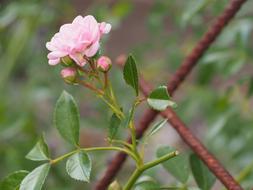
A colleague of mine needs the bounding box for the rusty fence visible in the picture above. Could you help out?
[95,0,248,190]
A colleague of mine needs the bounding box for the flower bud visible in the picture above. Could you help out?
[108,181,122,190]
[60,68,77,84]
[61,56,75,67]
[97,56,112,72]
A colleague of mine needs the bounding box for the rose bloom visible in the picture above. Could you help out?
[46,15,111,66]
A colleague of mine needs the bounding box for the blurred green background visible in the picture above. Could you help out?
[0,0,253,189]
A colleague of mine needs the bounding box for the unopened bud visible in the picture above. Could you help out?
[97,56,112,72]
[61,56,74,67]
[108,181,122,190]
[60,68,77,84]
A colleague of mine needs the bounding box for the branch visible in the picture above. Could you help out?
[95,0,247,189]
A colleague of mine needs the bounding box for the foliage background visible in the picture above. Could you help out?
[0,0,253,189]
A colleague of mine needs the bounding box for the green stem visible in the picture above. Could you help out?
[99,95,124,119]
[110,139,133,149]
[129,121,142,166]
[78,76,124,119]
[126,102,143,166]
[142,150,178,171]
[76,65,89,75]
[108,81,117,104]
[50,146,139,165]
[123,168,143,190]
[83,147,137,161]
[106,81,123,115]
[99,76,125,120]
[89,59,97,72]
[123,151,178,190]
[50,150,78,164]
[103,72,108,90]
[129,122,137,151]
[78,79,104,95]
[94,73,104,87]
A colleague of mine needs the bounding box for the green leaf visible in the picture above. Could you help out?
[26,134,50,161]
[157,146,189,183]
[108,180,122,190]
[66,151,92,182]
[146,119,168,138]
[189,154,215,190]
[20,163,50,190]
[54,90,80,146]
[0,170,29,190]
[159,187,181,190]
[147,86,177,111]
[134,176,160,190]
[123,55,139,96]
[134,181,159,190]
[108,114,121,142]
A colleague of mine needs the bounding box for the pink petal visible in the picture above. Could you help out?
[83,15,97,26]
[46,42,57,51]
[59,24,72,33]
[48,58,60,65]
[99,22,111,34]
[83,15,100,42]
[72,15,84,24]
[47,51,67,59]
[84,41,100,57]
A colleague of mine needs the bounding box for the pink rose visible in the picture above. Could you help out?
[97,56,112,72]
[46,15,111,66]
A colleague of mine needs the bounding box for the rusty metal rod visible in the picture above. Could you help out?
[95,0,247,189]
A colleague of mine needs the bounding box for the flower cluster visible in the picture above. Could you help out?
[46,15,111,66]
[0,14,180,190]
[46,15,112,85]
